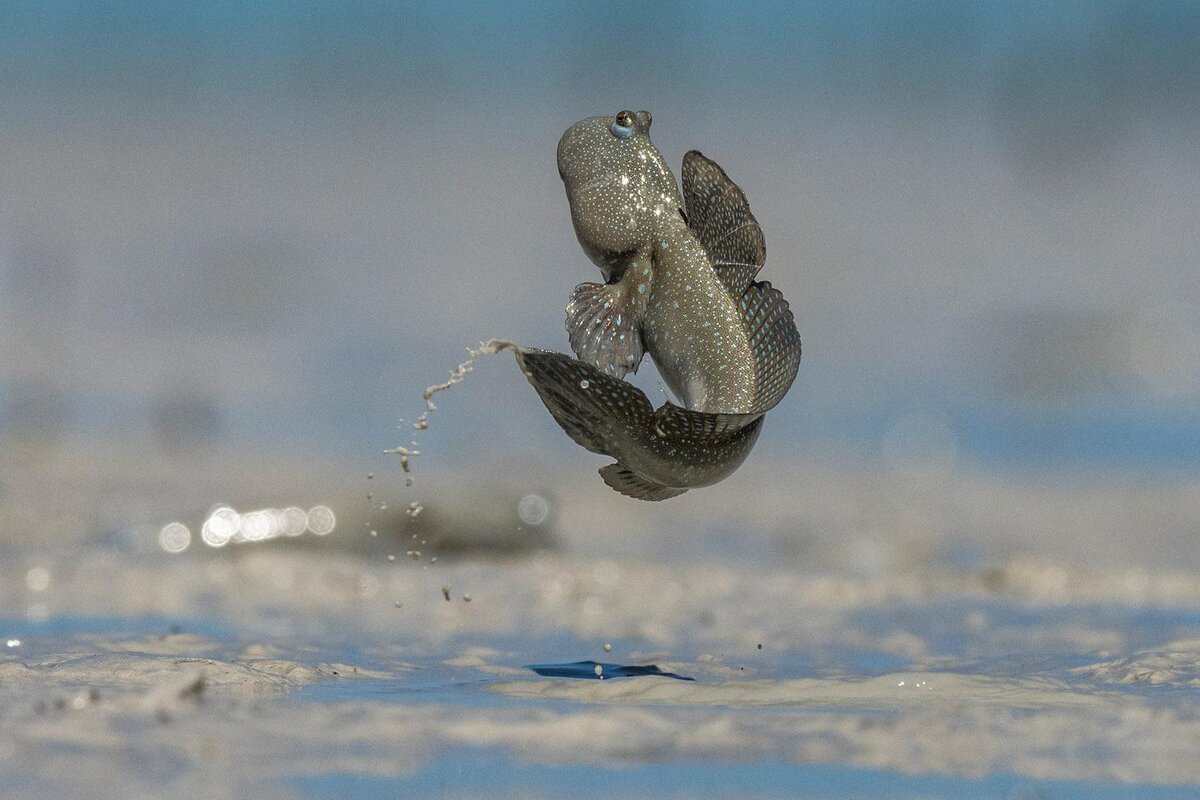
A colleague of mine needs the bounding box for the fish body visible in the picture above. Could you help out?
[555,111,680,281]
[640,231,758,412]
[521,109,801,500]
[557,112,774,413]
[515,348,763,501]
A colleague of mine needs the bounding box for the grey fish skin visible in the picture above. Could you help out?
[556,110,679,282]
[515,348,763,501]
[527,109,800,500]
[557,110,798,415]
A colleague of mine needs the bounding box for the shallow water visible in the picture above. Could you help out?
[3,489,1200,800]
[289,764,1200,800]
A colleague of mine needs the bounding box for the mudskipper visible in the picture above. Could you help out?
[515,109,801,500]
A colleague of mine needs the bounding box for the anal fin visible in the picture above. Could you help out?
[654,402,761,437]
[599,463,688,501]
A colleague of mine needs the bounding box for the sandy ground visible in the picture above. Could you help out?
[2,447,1200,798]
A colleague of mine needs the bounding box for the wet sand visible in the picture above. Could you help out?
[2,455,1200,797]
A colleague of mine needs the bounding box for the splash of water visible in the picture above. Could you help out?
[385,338,519,484]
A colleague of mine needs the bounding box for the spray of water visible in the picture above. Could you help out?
[385,338,520,484]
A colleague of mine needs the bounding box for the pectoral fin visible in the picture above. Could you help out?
[599,463,688,501]
[565,260,652,378]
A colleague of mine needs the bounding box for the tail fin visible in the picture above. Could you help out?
[515,348,655,457]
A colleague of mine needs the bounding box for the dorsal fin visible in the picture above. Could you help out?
[681,150,765,298]
[598,463,688,501]
[739,280,802,414]
[653,402,761,438]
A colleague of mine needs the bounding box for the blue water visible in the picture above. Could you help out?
[0,614,235,644]
[7,602,1199,797]
[958,406,1200,471]
[528,660,695,680]
[290,760,1200,800]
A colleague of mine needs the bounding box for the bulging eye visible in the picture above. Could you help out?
[610,110,636,139]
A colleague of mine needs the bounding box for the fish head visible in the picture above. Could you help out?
[557,110,682,279]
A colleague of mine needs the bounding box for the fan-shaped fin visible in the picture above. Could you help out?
[599,462,688,501]
[681,150,765,298]
[738,280,802,414]
[653,402,761,438]
[565,258,652,379]
[516,349,654,456]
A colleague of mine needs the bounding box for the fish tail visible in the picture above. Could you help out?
[515,348,655,458]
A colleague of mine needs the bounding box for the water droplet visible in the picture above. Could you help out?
[518,493,551,526]
[579,379,590,389]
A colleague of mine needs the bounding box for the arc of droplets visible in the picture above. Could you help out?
[385,339,519,485]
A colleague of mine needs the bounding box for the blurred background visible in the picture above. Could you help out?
[2,0,1199,556]
[5,4,1200,796]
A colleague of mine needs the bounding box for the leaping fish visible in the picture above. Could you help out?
[518,109,801,500]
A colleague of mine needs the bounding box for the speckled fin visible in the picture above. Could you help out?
[565,274,648,379]
[599,463,688,501]
[681,150,766,298]
[515,348,653,457]
[739,280,802,414]
[653,402,761,438]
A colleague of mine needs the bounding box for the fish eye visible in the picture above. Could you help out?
[610,110,636,139]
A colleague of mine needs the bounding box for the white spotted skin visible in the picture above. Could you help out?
[623,410,763,488]
[642,223,757,413]
[558,112,761,414]
[557,115,680,281]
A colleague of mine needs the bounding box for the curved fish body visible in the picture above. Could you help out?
[516,348,763,501]
[556,111,798,415]
[521,109,801,500]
